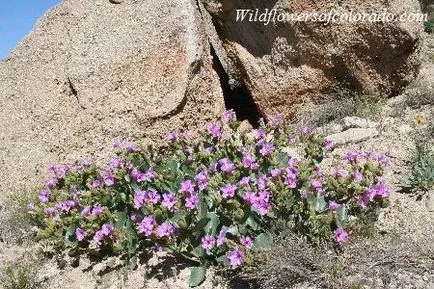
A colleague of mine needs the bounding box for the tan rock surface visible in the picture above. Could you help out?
[0,0,224,199]
[203,0,425,118]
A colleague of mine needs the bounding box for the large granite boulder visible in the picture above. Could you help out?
[202,0,424,118]
[0,0,224,197]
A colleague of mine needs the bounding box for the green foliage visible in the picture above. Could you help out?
[0,261,39,289]
[424,14,434,33]
[403,142,434,193]
[28,111,389,286]
[189,266,206,287]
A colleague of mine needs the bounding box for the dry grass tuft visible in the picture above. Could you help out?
[297,94,383,127]
[0,188,36,245]
[247,232,434,289]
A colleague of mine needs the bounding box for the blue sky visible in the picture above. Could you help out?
[0,0,61,59]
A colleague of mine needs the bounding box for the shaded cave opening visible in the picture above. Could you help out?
[210,47,262,128]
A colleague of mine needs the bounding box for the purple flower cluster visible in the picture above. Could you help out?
[195,171,209,191]
[328,201,340,211]
[334,227,348,243]
[310,178,326,196]
[324,138,333,149]
[131,168,156,183]
[74,158,92,172]
[221,235,253,267]
[259,142,274,157]
[207,123,221,139]
[217,229,227,247]
[162,192,177,211]
[179,180,199,210]
[76,227,86,242]
[270,113,284,127]
[165,129,185,142]
[157,222,177,238]
[201,235,216,251]
[284,157,300,189]
[38,189,51,203]
[242,153,258,170]
[134,190,161,209]
[113,140,139,153]
[243,190,271,215]
[138,215,155,236]
[221,184,237,199]
[219,158,236,174]
[92,224,114,246]
[357,183,390,208]
[344,150,389,165]
[221,109,235,124]
[101,171,115,186]
[32,110,391,274]
[227,247,244,267]
[55,200,77,213]
[239,235,253,249]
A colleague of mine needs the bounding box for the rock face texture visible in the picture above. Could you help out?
[0,0,224,197]
[202,0,424,118]
[0,0,429,197]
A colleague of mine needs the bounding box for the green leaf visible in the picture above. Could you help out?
[253,233,273,250]
[194,217,211,232]
[191,245,205,258]
[120,192,127,202]
[238,223,248,235]
[246,214,261,231]
[315,196,327,212]
[126,220,138,254]
[276,151,289,168]
[171,211,188,229]
[216,255,229,266]
[128,255,138,270]
[189,266,206,287]
[115,211,127,229]
[227,225,239,236]
[168,158,180,177]
[181,164,193,175]
[65,223,77,242]
[198,192,208,220]
[205,213,220,235]
[129,183,140,192]
[336,205,348,226]
[218,214,233,227]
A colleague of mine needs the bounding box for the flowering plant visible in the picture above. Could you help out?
[28,111,389,286]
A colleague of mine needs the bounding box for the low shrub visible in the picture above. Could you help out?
[27,111,390,286]
[424,14,434,33]
[0,188,36,245]
[402,141,434,194]
[0,260,39,289]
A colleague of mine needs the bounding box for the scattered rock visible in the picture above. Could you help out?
[282,147,303,160]
[397,124,413,135]
[319,122,344,135]
[37,262,61,283]
[56,254,68,269]
[425,192,434,212]
[92,262,108,276]
[341,116,378,130]
[237,120,253,135]
[327,128,379,146]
